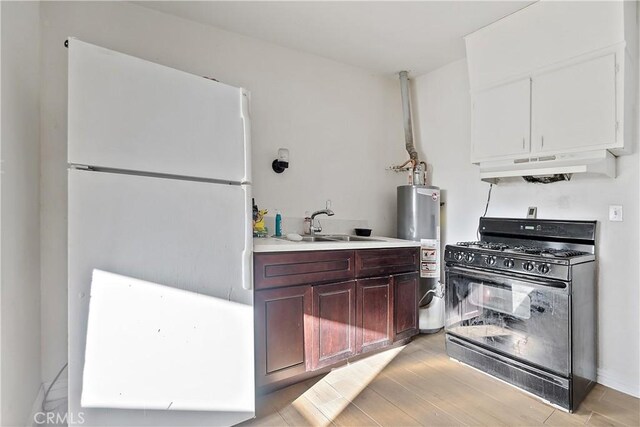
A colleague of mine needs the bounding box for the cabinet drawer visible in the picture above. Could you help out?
[254,250,355,290]
[355,248,419,278]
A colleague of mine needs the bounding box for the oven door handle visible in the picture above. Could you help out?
[447,266,568,290]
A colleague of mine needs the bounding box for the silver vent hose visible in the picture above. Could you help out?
[399,71,418,163]
[418,281,444,306]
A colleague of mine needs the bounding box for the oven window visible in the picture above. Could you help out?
[445,269,569,376]
[468,282,531,320]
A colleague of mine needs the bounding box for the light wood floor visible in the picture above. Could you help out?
[242,332,640,427]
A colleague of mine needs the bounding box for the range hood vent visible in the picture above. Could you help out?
[479,150,616,183]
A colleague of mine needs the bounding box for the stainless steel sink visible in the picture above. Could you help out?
[299,236,336,242]
[320,234,383,242]
[279,234,384,243]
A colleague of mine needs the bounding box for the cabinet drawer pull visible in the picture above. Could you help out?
[541,136,544,149]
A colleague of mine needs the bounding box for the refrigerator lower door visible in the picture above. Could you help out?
[68,169,254,426]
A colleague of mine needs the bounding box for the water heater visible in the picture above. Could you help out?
[397,185,443,333]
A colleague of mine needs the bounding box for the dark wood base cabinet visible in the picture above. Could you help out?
[356,276,393,354]
[254,285,313,387]
[254,248,419,390]
[393,272,420,341]
[311,280,357,370]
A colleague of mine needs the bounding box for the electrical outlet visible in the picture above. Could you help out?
[609,205,623,222]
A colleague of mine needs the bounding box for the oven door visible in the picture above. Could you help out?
[445,265,570,376]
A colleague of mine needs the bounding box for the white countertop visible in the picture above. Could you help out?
[253,235,420,253]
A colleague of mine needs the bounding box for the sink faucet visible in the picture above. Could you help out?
[310,200,334,235]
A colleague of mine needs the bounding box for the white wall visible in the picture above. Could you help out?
[1,1,43,425]
[39,1,406,380]
[412,58,640,397]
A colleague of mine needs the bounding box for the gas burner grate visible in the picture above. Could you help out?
[456,241,480,247]
[540,249,589,258]
[505,246,543,254]
[480,242,510,251]
[455,241,511,251]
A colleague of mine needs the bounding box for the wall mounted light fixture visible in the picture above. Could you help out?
[272,148,289,173]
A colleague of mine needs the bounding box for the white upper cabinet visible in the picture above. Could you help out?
[532,54,618,155]
[466,1,637,165]
[465,1,630,90]
[472,78,531,162]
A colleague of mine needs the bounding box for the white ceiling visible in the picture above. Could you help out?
[135,1,533,77]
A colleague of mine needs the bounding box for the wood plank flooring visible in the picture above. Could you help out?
[241,332,640,427]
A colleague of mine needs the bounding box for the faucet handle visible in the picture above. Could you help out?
[326,199,332,210]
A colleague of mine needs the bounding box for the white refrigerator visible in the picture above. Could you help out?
[67,39,254,426]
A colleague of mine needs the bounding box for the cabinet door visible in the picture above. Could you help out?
[392,273,419,341]
[532,53,618,154]
[471,78,531,162]
[311,281,357,370]
[255,286,312,387]
[356,277,393,354]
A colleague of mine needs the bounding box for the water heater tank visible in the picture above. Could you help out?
[397,185,442,333]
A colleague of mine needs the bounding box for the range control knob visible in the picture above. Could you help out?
[464,253,475,263]
[503,259,515,268]
[454,252,464,261]
[523,261,535,272]
[486,256,496,266]
[538,264,550,274]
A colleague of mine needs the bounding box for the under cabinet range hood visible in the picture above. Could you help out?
[479,150,616,183]
[465,1,637,185]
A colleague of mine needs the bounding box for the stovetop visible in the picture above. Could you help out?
[454,241,589,259]
[445,240,595,281]
[445,218,597,281]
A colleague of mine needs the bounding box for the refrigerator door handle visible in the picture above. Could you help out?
[242,184,253,290]
[241,90,252,185]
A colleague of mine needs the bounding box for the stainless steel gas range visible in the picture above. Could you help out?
[444,217,596,412]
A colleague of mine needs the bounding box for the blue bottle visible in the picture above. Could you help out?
[275,211,282,237]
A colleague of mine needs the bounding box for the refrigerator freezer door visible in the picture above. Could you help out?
[68,39,250,184]
[68,169,254,426]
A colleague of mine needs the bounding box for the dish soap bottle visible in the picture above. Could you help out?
[303,211,311,235]
[275,210,283,237]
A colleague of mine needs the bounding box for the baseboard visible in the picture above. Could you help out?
[597,368,640,398]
